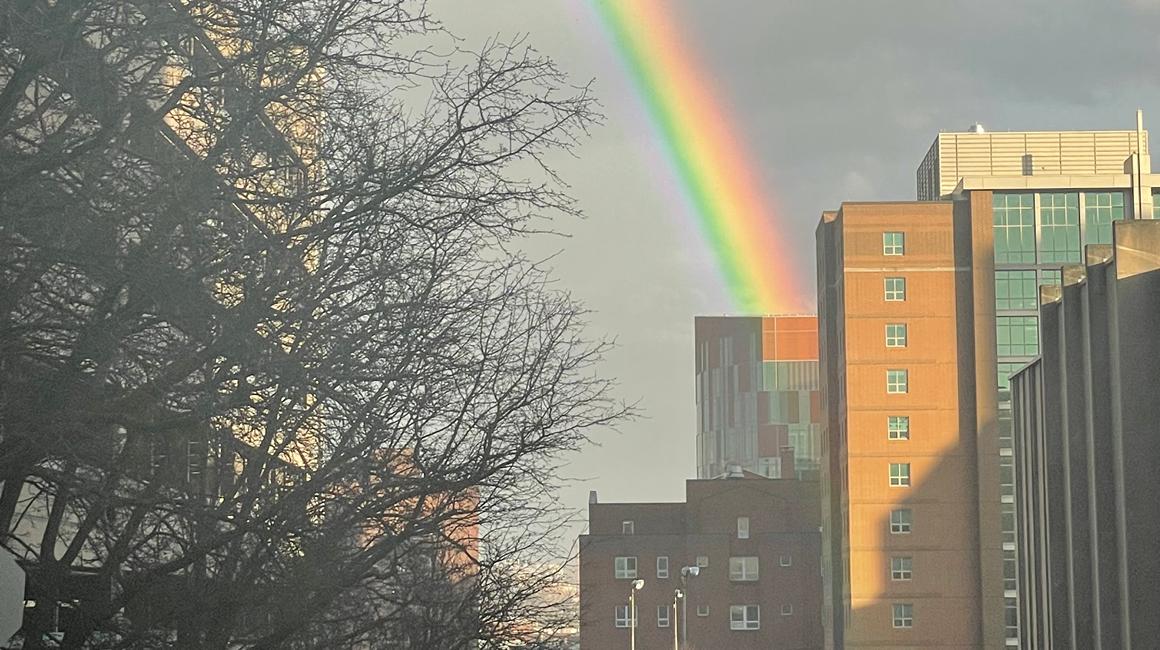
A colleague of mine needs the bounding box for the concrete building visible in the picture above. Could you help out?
[695,316,822,480]
[915,112,1156,645]
[579,475,823,650]
[816,199,1003,649]
[1010,219,1160,649]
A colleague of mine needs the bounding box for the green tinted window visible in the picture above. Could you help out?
[1039,269,1062,287]
[995,271,1037,310]
[1039,193,1081,263]
[997,361,1023,391]
[997,316,1039,357]
[993,193,1035,263]
[1084,192,1124,246]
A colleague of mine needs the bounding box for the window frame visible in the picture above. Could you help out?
[729,604,761,630]
[890,508,913,534]
[892,603,914,629]
[614,604,636,628]
[890,556,913,581]
[614,556,638,579]
[886,369,908,394]
[737,516,750,539]
[696,604,710,617]
[781,603,794,616]
[888,415,910,441]
[622,520,635,535]
[884,277,907,302]
[889,463,911,487]
[657,605,670,628]
[885,323,908,348]
[729,556,760,582]
[883,231,905,256]
[656,556,669,579]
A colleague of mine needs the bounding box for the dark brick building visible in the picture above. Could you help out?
[578,475,822,649]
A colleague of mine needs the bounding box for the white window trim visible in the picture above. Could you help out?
[657,605,670,628]
[622,520,634,535]
[890,509,912,534]
[614,556,638,579]
[888,415,910,441]
[656,556,669,579]
[729,556,760,581]
[889,463,911,487]
[729,604,760,630]
[737,516,750,539]
[781,603,794,616]
[885,323,907,348]
[891,557,913,581]
[892,603,913,628]
[883,231,905,256]
[886,369,908,394]
[885,277,907,301]
[696,604,710,617]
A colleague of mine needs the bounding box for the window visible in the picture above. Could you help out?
[995,270,1038,311]
[614,605,636,628]
[657,605,670,628]
[1040,269,1062,286]
[656,556,669,579]
[1039,192,1081,263]
[781,603,794,616]
[1004,554,1018,592]
[886,369,908,394]
[890,508,913,534]
[729,556,759,581]
[614,556,637,579]
[729,605,760,630]
[893,603,914,628]
[997,316,1039,357]
[779,555,792,567]
[993,193,1036,263]
[885,323,907,348]
[889,463,911,487]
[890,556,913,581]
[997,361,1023,393]
[737,516,749,539]
[888,416,910,441]
[1085,192,1124,245]
[883,231,905,255]
[622,520,635,535]
[696,604,710,617]
[884,277,907,301]
[696,555,709,568]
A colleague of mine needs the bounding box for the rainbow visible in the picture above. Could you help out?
[589,0,806,313]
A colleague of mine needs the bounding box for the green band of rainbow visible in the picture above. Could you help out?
[590,0,805,313]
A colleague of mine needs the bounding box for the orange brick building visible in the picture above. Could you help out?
[816,200,1004,649]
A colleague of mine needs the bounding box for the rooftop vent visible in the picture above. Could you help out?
[588,490,598,504]
[967,123,986,133]
[724,462,745,479]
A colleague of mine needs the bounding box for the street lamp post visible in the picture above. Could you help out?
[678,566,700,649]
[672,588,682,650]
[630,578,644,650]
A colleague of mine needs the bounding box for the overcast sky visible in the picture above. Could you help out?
[431,0,1160,531]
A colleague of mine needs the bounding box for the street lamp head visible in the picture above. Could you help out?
[632,578,645,591]
[681,566,700,578]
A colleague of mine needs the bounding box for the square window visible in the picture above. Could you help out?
[614,556,638,579]
[883,232,905,256]
[889,463,911,487]
[891,556,913,581]
[781,603,794,616]
[729,605,760,630]
[890,508,913,534]
[893,603,913,628]
[696,555,709,568]
[885,323,908,348]
[657,556,669,579]
[737,516,750,539]
[888,416,910,440]
[696,604,710,617]
[622,520,635,535]
[997,316,1039,357]
[729,556,759,581]
[657,605,670,628]
[886,369,908,394]
[779,555,792,567]
[884,277,907,301]
[614,605,636,628]
[994,270,1038,311]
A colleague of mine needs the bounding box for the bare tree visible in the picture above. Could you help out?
[0,1,618,647]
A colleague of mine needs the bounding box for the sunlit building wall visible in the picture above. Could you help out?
[916,112,1156,646]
